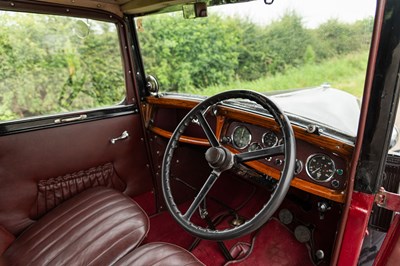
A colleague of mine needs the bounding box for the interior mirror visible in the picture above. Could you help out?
[182,2,207,19]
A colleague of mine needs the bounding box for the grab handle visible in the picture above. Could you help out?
[54,114,87,123]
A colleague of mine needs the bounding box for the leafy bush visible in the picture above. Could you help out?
[138,11,373,92]
[0,13,124,120]
[0,10,374,121]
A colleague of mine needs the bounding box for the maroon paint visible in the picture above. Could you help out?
[337,192,375,266]
[331,0,386,264]
[374,214,400,266]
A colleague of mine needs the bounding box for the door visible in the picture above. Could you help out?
[0,2,153,236]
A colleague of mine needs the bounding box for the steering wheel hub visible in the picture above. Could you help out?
[205,146,234,171]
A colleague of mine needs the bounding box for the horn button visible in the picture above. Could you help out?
[205,146,234,172]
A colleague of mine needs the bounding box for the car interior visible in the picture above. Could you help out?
[1,0,400,265]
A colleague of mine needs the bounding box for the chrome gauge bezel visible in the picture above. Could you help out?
[262,130,278,148]
[294,159,304,175]
[305,153,336,182]
[231,125,252,149]
[248,142,262,152]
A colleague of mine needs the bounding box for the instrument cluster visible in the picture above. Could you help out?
[231,125,279,150]
[225,122,347,190]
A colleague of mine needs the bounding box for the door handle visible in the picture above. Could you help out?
[110,131,129,144]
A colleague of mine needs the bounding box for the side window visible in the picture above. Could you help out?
[0,11,125,121]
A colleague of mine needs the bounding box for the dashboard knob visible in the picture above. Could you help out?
[294,159,303,174]
[331,179,340,188]
[221,136,231,144]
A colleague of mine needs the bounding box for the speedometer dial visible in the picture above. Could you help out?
[262,130,278,148]
[232,126,251,149]
[306,154,336,182]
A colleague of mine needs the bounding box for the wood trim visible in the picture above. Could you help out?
[145,96,354,159]
[244,157,345,203]
[141,102,154,128]
[218,106,354,159]
[149,125,210,146]
[215,115,226,141]
[37,0,123,17]
[224,146,346,203]
[122,0,193,14]
[146,96,200,109]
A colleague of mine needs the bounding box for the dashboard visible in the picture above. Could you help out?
[144,95,354,204]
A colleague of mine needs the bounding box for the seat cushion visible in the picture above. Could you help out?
[115,242,204,266]
[2,187,149,266]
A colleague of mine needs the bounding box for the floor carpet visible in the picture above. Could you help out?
[226,219,313,266]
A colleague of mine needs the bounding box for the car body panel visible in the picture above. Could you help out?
[270,87,360,137]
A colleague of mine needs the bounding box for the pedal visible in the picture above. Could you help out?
[230,216,246,227]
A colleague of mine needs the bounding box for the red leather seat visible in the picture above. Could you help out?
[2,187,149,266]
[115,242,204,266]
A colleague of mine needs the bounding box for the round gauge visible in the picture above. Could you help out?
[262,130,278,148]
[306,154,336,182]
[248,142,262,152]
[232,126,251,149]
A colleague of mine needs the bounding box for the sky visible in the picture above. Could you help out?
[212,0,377,28]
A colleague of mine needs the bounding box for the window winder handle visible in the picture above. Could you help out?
[110,130,129,144]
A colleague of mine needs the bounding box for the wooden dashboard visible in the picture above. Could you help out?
[142,95,354,203]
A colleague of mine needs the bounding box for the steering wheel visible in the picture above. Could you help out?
[161,90,296,241]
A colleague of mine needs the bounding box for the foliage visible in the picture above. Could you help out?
[234,20,272,81]
[0,13,125,120]
[263,12,311,70]
[139,14,240,91]
[189,52,369,97]
[138,11,373,93]
[0,9,374,121]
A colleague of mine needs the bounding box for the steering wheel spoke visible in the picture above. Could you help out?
[196,111,220,147]
[235,144,284,163]
[183,170,220,220]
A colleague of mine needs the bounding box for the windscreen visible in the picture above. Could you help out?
[135,0,376,136]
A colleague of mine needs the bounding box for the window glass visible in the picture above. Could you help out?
[136,0,375,97]
[0,11,125,121]
[135,0,376,136]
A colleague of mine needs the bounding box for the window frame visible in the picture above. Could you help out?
[0,1,139,135]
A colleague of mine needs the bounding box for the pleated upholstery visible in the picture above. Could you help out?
[115,243,204,266]
[3,187,149,266]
